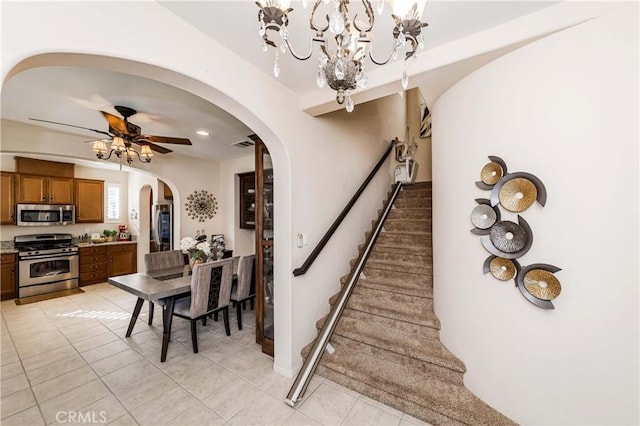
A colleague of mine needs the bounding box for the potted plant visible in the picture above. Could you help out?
[103,230,117,242]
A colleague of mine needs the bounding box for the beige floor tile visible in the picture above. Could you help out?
[399,413,433,425]
[174,363,237,400]
[77,394,128,424]
[0,405,44,425]
[129,387,199,425]
[104,363,176,411]
[1,361,24,380]
[32,365,97,403]
[168,401,225,425]
[81,339,130,364]
[39,379,111,424]
[201,379,263,421]
[25,353,87,385]
[13,332,69,359]
[90,348,144,377]
[359,395,405,418]
[160,352,219,384]
[1,372,30,397]
[342,398,402,426]
[217,346,273,384]
[62,323,111,343]
[0,347,19,366]
[227,392,295,425]
[21,345,77,372]
[299,382,358,425]
[0,388,37,419]
[108,413,139,425]
[72,330,120,353]
[280,409,322,425]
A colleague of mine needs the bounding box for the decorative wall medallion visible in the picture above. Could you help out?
[185,190,218,222]
[472,155,562,309]
[498,178,537,212]
[471,204,497,229]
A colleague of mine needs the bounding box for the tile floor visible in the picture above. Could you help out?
[1,283,427,425]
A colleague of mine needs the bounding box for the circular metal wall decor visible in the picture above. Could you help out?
[480,162,503,185]
[185,190,218,222]
[471,204,497,229]
[523,269,561,300]
[489,257,517,281]
[490,220,528,253]
[499,178,537,212]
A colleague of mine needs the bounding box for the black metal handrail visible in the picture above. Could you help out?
[292,139,397,277]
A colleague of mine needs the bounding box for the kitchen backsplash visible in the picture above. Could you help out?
[0,224,134,242]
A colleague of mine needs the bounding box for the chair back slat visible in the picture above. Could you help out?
[144,250,185,273]
[235,255,256,300]
[190,259,233,318]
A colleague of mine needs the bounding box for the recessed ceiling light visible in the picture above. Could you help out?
[196,130,210,136]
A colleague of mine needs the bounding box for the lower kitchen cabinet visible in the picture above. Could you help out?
[1,253,17,300]
[79,243,137,286]
[108,244,137,277]
[79,246,107,286]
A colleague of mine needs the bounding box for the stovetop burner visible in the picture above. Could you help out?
[14,233,77,257]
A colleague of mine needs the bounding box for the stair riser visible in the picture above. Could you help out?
[315,366,467,426]
[364,262,432,276]
[397,189,432,199]
[327,335,464,385]
[341,274,433,299]
[363,244,431,257]
[375,233,432,247]
[339,309,441,339]
[393,199,432,208]
[368,251,432,265]
[382,220,431,233]
[387,209,431,220]
[341,293,439,329]
[362,267,432,282]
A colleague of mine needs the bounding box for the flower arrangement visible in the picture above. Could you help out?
[179,236,211,261]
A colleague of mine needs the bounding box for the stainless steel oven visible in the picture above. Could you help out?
[15,234,79,298]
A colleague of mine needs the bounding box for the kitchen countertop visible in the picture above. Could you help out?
[0,241,18,255]
[76,240,137,248]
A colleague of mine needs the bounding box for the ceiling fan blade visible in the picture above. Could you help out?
[132,140,173,154]
[101,111,129,135]
[138,135,192,145]
[28,118,112,137]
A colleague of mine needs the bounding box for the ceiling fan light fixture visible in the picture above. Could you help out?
[140,144,154,159]
[92,140,108,155]
[111,136,126,152]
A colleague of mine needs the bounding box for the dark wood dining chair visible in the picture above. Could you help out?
[143,250,185,325]
[230,254,256,330]
[171,258,233,353]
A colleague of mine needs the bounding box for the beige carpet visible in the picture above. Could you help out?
[303,182,515,425]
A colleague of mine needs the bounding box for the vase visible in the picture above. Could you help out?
[189,257,204,269]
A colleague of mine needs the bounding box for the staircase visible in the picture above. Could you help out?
[303,182,514,425]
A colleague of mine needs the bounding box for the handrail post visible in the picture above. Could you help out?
[285,182,404,407]
[292,139,397,276]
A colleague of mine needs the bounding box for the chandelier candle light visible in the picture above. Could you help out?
[92,136,153,170]
[256,0,428,112]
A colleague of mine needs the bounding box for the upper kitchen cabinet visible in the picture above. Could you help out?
[1,172,16,224]
[15,157,75,204]
[75,178,104,223]
[17,175,74,204]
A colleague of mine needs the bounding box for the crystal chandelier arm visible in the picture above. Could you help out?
[368,49,394,66]
[284,38,315,61]
[352,0,374,33]
[309,0,330,33]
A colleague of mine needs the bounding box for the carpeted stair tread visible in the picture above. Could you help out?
[382,218,431,233]
[315,340,514,425]
[338,308,441,339]
[373,231,432,247]
[387,208,432,220]
[396,189,432,199]
[364,260,432,276]
[316,314,465,376]
[366,249,432,265]
[393,198,432,209]
[341,273,433,298]
[363,243,432,257]
[330,288,440,328]
[403,181,432,189]
[360,266,432,282]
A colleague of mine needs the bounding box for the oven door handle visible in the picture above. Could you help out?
[19,253,78,261]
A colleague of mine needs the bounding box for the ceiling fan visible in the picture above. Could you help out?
[29,105,192,155]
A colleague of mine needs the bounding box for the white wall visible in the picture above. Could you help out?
[432,3,638,424]
[219,154,255,256]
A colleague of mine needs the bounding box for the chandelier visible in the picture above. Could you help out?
[256,0,428,112]
[92,137,153,170]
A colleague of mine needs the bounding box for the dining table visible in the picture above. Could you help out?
[108,259,240,362]
[108,265,192,362]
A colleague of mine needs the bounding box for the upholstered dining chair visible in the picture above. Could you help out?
[144,250,185,326]
[230,254,256,330]
[172,258,233,353]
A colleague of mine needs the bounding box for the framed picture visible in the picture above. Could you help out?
[420,104,431,138]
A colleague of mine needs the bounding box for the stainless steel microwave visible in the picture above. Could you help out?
[16,204,75,226]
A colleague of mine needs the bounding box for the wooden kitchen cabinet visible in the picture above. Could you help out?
[1,253,17,300]
[79,246,108,286]
[1,172,16,224]
[17,174,74,204]
[74,178,104,223]
[108,244,137,277]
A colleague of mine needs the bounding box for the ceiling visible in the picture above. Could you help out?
[1,1,557,164]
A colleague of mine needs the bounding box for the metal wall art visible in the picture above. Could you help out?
[471,156,562,309]
[185,190,218,223]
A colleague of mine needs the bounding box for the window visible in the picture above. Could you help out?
[105,183,122,222]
